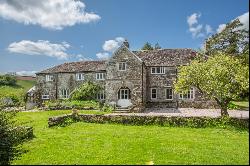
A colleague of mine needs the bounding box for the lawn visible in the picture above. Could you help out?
[12,110,249,165]
[232,101,249,109]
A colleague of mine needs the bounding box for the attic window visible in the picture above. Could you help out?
[118,62,127,71]
[151,67,165,74]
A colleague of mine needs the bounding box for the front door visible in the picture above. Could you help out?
[117,88,132,107]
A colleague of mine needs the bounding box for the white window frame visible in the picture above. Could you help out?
[60,89,69,99]
[151,67,165,74]
[118,62,127,71]
[179,87,195,100]
[97,91,105,100]
[118,88,130,99]
[96,73,105,80]
[76,73,84,81]
[45,75,53,82]
[166,87,173,100]
[151,88,157,99]
[41,95,50,100]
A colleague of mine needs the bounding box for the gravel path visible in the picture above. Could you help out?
[110,108,249,119]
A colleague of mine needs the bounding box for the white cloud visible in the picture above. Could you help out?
[8,40,71,60]
[102,37,125,52]
[189,24,203,38]
[237,12,249,30]
[205,24,213,34]
[96,52,110,60]
[187,12,209,38]
[216,12,249,33]
[96,37,125,59]
[216,24,226,33]
[187,13,201,27]
[0,0,101,30]
[16,70,37,76]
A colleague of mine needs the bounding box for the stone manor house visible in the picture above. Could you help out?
[36,40,216,112]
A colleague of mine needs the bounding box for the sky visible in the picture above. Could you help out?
[0,0,249,76]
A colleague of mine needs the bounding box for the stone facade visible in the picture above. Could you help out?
[36,41,218,112]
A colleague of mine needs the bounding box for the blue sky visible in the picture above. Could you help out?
[0,0,248,75]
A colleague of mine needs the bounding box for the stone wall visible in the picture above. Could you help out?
[36,71,106,100]
[105,45,144,112]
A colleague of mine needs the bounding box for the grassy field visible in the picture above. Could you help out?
[16,79,36,91]
[12,110,249,165]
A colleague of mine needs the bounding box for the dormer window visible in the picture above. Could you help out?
[45,75,53,82]
[118,62,127,71]
[76,73,84,81]
[151,67,165,74]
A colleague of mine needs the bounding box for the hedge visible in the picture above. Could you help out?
[48,113,249,130]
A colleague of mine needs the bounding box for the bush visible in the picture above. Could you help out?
[0,75,17,86]
[44,100,99,110]
[101,104,114,113]
[0,111,33,165]
[70,81,102,100]
[0,86,25,108]
[227,102,239,110]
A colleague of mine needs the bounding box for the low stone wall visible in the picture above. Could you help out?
[48,113,249,130]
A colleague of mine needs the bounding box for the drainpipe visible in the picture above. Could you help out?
[176,67,179,109]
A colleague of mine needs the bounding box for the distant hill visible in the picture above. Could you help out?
[16,79,36,92]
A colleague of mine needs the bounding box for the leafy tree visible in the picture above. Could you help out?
[70,81,102,101]
[174,54,249,117]
[0,75,17,86]
[205,19,249,64]
[141,42,154,50]
[0,111,22,165]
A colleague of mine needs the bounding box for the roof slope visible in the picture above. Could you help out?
[135,48,196,66]
[37,61,106,74]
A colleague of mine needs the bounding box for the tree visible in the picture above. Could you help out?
[0,74,17,86]
[205,19,249,64]
[174,54,249,117]
[70,81,102,100]
[0,111,22,165]
[154,43,162,50]
[141,42,154,50]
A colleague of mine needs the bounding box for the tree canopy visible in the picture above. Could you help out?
[141,42,162,50]
[174,53,249,116]
[205,19,249,64]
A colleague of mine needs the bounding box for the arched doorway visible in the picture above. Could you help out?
[117,87,132,107]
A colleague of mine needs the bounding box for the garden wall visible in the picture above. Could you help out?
[48,113,249,130]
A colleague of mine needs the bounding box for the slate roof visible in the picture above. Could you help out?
[37,61,106,74]
[135,48,196,66]
[37,49,196,74]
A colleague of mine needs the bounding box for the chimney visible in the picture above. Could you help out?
[123,39,129,48]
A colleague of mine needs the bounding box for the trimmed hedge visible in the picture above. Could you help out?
[48,114,249,130]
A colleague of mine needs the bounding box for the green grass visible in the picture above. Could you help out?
[232,101,249,109]
[12,110,249,165]
[16,80,36,92]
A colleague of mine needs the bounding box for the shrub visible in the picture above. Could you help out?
[0,75,17,86]
[0,111,33,165]
[44,100,99,110]
[101,104,114,113]
[0,86,25,108]
[70,81,102,100]
[227,102,239,110]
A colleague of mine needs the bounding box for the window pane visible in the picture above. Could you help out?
[152,68,155,73]
[157,67,160,73]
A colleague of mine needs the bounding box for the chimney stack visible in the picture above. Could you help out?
[123,39,129,48]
